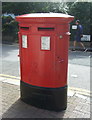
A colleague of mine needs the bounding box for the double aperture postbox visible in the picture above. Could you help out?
[16,13,74,111]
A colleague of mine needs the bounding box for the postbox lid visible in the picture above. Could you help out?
[16,13,73,18]
[16,13,74,23]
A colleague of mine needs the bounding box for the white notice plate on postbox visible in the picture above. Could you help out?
[22,35,27,48]
[41,36,50,50]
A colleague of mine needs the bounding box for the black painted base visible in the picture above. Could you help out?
[20,81,67,111]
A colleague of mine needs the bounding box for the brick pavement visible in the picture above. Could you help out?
[0,77,91,119]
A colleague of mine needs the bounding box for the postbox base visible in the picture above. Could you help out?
[20,81,67,111]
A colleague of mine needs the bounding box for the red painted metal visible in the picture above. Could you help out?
[16,13,74,88]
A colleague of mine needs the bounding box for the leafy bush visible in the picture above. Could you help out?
[2,15,18,42]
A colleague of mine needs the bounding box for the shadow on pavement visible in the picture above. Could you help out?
[2,99,65,118]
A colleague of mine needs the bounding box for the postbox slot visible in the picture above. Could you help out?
[20,27,29,30]
[38,27,54,31]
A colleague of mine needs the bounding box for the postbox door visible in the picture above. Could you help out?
[27,34,56,87]
[55,33,69,87]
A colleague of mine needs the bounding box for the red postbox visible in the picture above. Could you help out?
[16,13,74,111]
